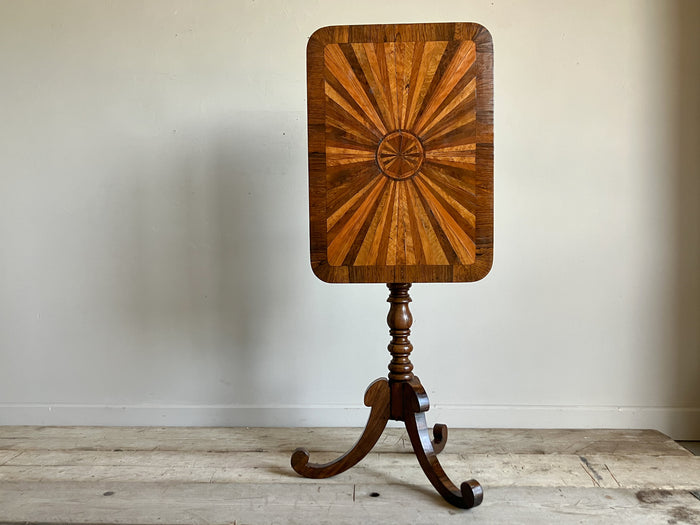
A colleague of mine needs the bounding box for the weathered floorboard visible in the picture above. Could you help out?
[0,451,698,490]
[0,427,698,524]
[0,482,698,525]
[0,426,688,455]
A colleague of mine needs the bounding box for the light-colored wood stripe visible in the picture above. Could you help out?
[413,42,476,135]
[405,180,450,265]
[423,108,476,144]
[399,183,417,265]
[385,43,399,130]
[327,174,379,231]
[425,156,476,165]
[326,112,380,145]
[377,44,395,125]
[326,146,376,167]
[353,181,395,266]
[427,143,477,154]
[324,44,387,135]
[325,81,377,137]
[404,41,448,131]
[385,183,401,265]
[396,183,407,265]
[405,188,425,265]
[352,44,395,132]
[426,142,476,164]
[326,155,376,167]
[403,42,428,131]
[327,177,388,265]
[414,175,476,264]
[419,172,476,228]
[418,77,477,137]
[326,162,377,207]
[424,157,476,170]
[421,162,476,198]
[367,43,397,130]
[375,181,397,266]
[398,42,415,129]
[327,146,376,156]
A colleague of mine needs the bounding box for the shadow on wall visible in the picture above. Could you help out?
[671,0,700,436]
[114,112,303,422]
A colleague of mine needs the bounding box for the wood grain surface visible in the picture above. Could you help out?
[1,427,698,524]
[307,23,493,283]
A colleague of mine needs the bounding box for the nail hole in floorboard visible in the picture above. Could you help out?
[370,492,380,498]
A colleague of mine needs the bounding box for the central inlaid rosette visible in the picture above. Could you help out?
[376,130,425,180]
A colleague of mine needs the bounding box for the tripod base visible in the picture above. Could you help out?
[291,376,483,509]
[292,283,482,509]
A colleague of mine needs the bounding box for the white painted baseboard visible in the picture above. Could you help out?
[1,404,698,440]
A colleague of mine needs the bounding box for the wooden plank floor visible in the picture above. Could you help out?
[0,427,698,524]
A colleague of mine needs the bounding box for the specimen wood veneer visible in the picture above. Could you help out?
[308,22,493,283]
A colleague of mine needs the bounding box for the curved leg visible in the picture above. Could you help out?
[402,381,483,509]
[432,423,448,454]
[291,378,390,479]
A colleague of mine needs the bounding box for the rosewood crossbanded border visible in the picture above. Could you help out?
[307,23,493,283]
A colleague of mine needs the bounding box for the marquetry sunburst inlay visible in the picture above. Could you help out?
[307,23,493,283]
[323,39,478,268]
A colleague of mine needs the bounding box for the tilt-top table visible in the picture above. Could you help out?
[292,22,494,509]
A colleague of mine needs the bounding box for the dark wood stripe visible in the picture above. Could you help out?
[325,111,381,149]
[421,162,476,207]
[417,67,477,137]
[435,62,477,117]
[343,181,391,266]
[423,120,477,149]
[325,126,378,151]
[413,40,461,125]
[403,41,426,130]
[375,182,397,265]
[420,95,477,144]
[324,72,384,140]
[415,173,476,246]
[326,162,380,215]
[395,183,407,265]
[404,181,426,265]
[375,43,396,128]
[327,175,385,245]
[410,179,459,265]
[339,43,390,134]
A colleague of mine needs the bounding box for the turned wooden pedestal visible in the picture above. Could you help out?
[296,22,494,509]
[292,284,483,509]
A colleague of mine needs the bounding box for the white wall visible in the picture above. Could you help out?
[0,0,698,439]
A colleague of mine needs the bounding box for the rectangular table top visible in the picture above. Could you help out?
[307,23,493,283]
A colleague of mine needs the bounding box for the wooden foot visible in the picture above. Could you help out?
[291,378,390,479]
[291,376,481,508]
[401,379,483,509]
[432,423,448,454]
